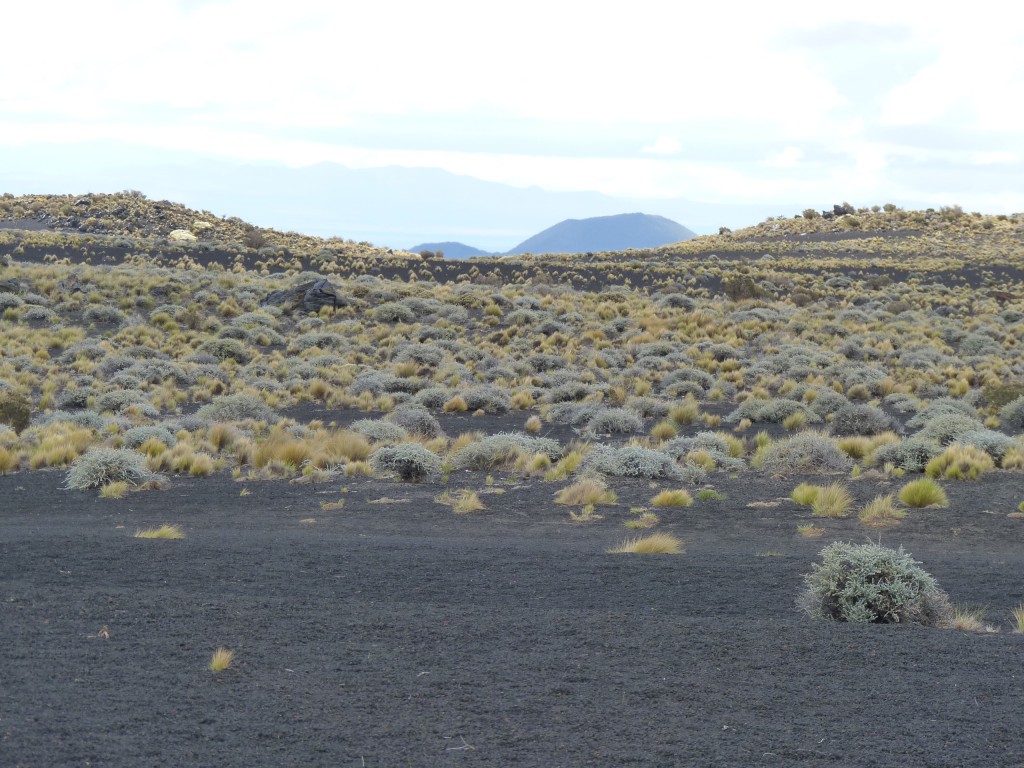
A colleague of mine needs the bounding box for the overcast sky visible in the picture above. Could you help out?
[3,1,1024,219]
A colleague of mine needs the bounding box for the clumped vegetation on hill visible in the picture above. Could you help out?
[0,194,1022,541]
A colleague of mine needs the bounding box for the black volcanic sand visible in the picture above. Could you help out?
[3,469,1024,768]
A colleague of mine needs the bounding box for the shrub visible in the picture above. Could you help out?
[83,305,126,325]
[369,443,441,482]
[196,394,277,423]
[462,386,512,414]
[898,478,949,508]
[388,405,443,439]
[829,404,894,437]
[1000,396,1024,430]
[584,445,702,483]
[954,430,1018,460]
[916,413,986,446]
[726,398,819,425]
[870,437,942,472]
[754,432,852,473]
[196,338,252,363]
[799,542,953,625]
[65,448,158,490]
[122,425,177,449]
[0,391,31,434]
[451,433,561,470]
[586,407,643,434]
[608,533,683,554]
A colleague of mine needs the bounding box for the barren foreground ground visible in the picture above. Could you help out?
[3,470,1022,768]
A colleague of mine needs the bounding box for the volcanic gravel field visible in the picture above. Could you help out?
[3,468,1024,768]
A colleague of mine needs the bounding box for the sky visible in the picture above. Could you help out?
[2,0,1024,244]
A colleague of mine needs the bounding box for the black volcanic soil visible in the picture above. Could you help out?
[3,469,1023,768]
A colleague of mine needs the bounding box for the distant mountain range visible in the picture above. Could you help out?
[0,142,782,252]
[410,213,695,257]
[405,241,493,259]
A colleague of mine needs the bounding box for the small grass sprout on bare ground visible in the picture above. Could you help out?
[791,482,820,506]
[608,533,684,554]
[797,524,825,538]
[811,482,853,518]
[435,489,485,514]
[898,478,949,508]
[695,488,726,501]
[99,481,130,499]
[951,605,999,633]
[625,508,659,529]
[209,647,235,672]
[1011,604,1024,633]
[925,444,995,480]
[858,494,906,527]
[569,503,603,523]
[134,524,184,539]
[555,477,617,506]
[650,489,693,507]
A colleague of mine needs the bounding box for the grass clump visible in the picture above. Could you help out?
[555,477,617,506]
[695,488,725,501]
[858,494,906,527]
[791,482,820,506]
[650,489,693,507]
[811,482,853,518]
[99,481,130,499]
[134,524,184,539]
[898,478,949,508]
[1011,604,1024,633]
[608,533,684,554]
[924,444,995,480]
[209,646,235,672]
[799,541,953,625]
[951,605,998,633]
[435,489,485,514]
[797,524,825,538]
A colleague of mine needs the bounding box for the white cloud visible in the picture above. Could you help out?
[642,137,682,156]
[1,1,1022,214]
[763,147,803,168]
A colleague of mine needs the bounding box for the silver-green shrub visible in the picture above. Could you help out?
[65,448,158,490]
[369,443,441,482]
[799,542,953,626]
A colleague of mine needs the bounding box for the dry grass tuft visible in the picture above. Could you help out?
[1011,604,1024,633]
[951,605,999,633]
[858,494,906,527]
[608,533,684,554]
[134,524,184,539]
[650,489,693,507]
[791,482,819,506]
[555,477,617,506]
[811,482,853,518]
[209,646,235,672]
[435,489,485,514]
[797,524,825,538]
[99,481,130,499]
[898,478,949,508]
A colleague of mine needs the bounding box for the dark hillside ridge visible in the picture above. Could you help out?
[507,212,696,255]
[408,241,492,259]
